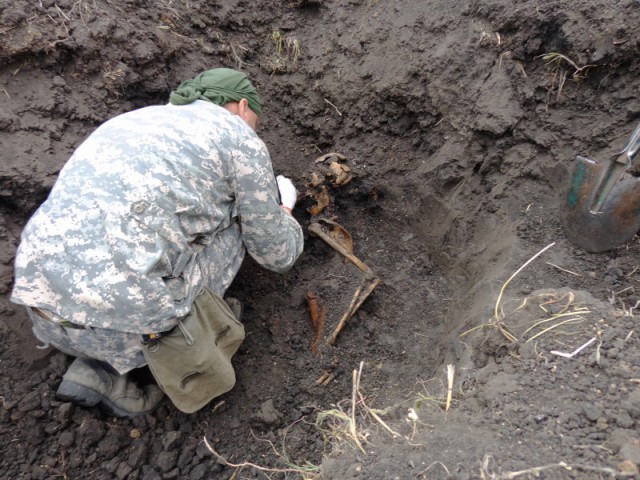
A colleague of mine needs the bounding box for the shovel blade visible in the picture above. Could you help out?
[561,156,640,252]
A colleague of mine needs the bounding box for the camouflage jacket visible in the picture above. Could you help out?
[11,100,303,334]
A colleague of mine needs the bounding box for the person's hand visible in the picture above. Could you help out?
[276,175,297,211]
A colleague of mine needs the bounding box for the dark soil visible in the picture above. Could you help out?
[1,1,640,479]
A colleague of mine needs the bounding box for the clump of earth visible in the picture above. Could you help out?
[1,1,640,479]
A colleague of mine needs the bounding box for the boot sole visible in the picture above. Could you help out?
[100,396,163,418]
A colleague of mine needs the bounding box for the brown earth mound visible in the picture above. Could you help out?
[1,1,640,479]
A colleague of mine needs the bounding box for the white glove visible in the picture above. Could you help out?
[276,175,297,210]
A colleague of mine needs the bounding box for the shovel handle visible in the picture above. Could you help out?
[592,122,640,213]
[620,121,640,167]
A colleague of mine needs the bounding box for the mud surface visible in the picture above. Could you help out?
[1,1,640,479]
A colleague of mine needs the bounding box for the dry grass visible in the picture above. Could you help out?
[267,30,302,73]
[538,52,598,103]
[480,454,637,479]
[202,362,409,478]
[458,244,605,362]
[415,377,448,411]
[476,30,502,47]
[102,65,126,96]
[203,433,321,480]
[202,362,405,479]
[0,0,99,58]
[517,291,590,343]
[460,242,557,343]
[43,0,97,50]
[316,362,401,455]
[40,452,70,480]
[414,365,458,414]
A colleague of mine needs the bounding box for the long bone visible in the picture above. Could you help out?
[308,220,381,345]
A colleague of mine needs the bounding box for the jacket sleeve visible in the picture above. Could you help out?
[230,134,304,273]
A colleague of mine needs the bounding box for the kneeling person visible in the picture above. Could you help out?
[11,68,303,417]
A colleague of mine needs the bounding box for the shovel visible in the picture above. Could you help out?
[561,122,640,253]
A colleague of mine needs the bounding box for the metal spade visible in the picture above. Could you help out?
[561,122,640,253]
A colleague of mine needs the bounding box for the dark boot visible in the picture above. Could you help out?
[225,297,244,321]
[56,358,164,417]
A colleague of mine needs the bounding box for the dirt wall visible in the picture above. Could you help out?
[1,1,640,479]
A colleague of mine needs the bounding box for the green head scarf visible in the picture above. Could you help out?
[169,68,261,116]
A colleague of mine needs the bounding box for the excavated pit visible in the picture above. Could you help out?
[2,1,640,479]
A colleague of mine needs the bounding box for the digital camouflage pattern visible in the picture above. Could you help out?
[11,100,303,372]
[29,308,149,374]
